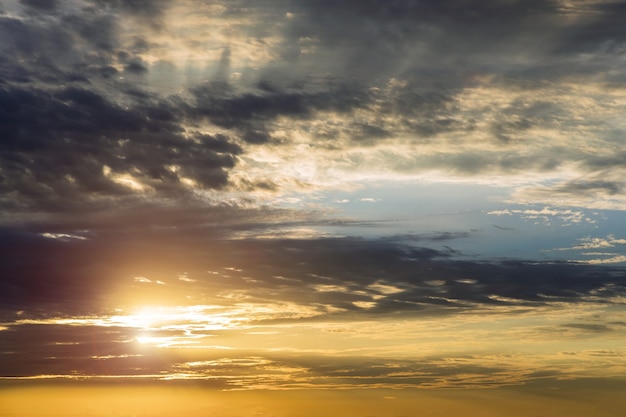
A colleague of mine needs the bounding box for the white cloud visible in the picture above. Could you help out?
[571,235,626,250]
[487,207,597,225]
[578,255,626,265]
[40,232,86,241]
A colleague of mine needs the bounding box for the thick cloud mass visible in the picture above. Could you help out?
[3,0,626,213]
[0,2,248,217]
[0,84,241,211]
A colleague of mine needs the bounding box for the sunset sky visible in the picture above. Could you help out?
[2,0,626,416]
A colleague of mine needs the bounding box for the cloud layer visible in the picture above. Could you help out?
[2,0,626,392]
[3,0,626,217]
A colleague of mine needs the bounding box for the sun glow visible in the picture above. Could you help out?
[111,305,233,329]
[106,305,246,347]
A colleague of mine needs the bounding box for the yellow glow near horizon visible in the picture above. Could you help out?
[2,383,626,417]
[3,300,624,386]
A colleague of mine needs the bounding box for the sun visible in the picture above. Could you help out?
[112,306,170,330]
[126,306,170,329]
[109,305,240,347]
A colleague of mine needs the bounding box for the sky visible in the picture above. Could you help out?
[1,0,626,416]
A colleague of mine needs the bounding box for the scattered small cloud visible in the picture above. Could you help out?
[487,207,598,226]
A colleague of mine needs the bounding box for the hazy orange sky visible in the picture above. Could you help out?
[1,0,626,416]
[3,380,626,417]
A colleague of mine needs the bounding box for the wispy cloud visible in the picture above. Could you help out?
[548,234,626,264]
[487,207,598,226]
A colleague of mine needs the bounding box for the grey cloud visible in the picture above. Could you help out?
[523,176,626,203]
[561,323,611,333]
[196,1,577,150]
[181,0,624,157]
[382,231,471,243]
[281,0,564,84]
[186,239,625,315]
[64,12,118,52]
[4,0,605,213]
[555,180,624,196]
[582,152,626,171]
[19,0,59,11]
[6,0,623,211]
[0,1,169,86]
[390,150,564,176]
[191,83,309,129]
[555,2,626,55]
[93,0,171,28]
[0,84,242,213]
[492,100,564,142]
[0,13,120,84]
[191,79,373,144]
[254,0,626,143]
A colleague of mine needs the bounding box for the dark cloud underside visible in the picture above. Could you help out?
[2,232,624,319]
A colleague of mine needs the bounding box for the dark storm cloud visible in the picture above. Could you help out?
[0,85,242,213]
[0,0,255,216]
